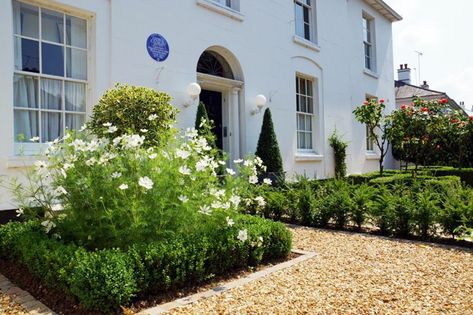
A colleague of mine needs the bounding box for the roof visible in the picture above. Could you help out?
[395,81,466,114]
[363,0,403,22]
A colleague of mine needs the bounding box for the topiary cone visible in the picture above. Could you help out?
[255,108,284,182]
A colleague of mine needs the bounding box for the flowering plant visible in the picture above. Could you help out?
[353,98,390,175]
[13,126,270,249]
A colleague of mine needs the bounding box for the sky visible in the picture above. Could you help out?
[384,0,473,111]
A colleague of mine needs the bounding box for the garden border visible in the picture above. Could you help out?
[0,273,56,315]
[137,249,316,315]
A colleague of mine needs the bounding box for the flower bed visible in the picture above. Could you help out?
[0,216,291,312]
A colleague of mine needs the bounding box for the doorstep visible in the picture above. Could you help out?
[137,249,317,315]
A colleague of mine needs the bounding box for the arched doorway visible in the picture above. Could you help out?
[196,47,244,163]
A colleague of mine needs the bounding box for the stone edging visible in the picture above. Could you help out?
[137,249,317,315]
[0,273,56,315]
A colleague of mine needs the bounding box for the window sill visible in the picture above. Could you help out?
[293,36,320,52]
[363,68,379,79]
[6,156,39,169]
[295,153,324,162]
[196,0,244,21]
[365,152,380,160]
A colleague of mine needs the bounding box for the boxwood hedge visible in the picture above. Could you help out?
[0,215,291,312]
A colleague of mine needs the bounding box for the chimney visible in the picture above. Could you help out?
[398,63,411,84]
[420,81,429,89]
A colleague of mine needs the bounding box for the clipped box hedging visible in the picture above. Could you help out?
[427,167,473,187]
[0,215,291,312]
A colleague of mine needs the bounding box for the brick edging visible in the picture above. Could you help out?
[0,273,56,315]
[137,249,317,315]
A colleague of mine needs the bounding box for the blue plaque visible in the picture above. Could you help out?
[146,33,169,62]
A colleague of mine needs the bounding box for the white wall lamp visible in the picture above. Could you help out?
[251,94,267,115]
[183,82,202,108]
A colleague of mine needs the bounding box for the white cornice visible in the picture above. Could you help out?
[363,0,403,22]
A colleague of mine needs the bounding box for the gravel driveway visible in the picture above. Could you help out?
[170,226,473,314]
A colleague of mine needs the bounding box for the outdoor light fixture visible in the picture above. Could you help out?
[251,94,267,115]
[183,82,201,108]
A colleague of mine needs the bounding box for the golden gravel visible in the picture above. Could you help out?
[0,291,27,315]
[169,226,473,315]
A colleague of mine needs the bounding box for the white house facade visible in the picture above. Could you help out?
[0,0,401,210]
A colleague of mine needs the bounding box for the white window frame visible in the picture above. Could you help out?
[212,0,240,11]
[196,0,243,21]
[363,13,376,72]
[294,0,317,43]
[296,75,316,152]
[12,0,90,154]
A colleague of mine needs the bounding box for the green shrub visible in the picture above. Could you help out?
[88,84,177,147]
[412,189,440,239]
[255,108,284,184]
[328,130,348,179]
[370,186,396,234]
[0,215,291,312]
[429,167,473,186]
[262,189,288,221]
[350,183,374,229]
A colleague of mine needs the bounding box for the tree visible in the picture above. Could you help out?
[255,108,284,183]
[353,98,390,175]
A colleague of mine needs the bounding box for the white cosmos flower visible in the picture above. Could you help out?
[148,114,158,121]
[149,153,157,159]
[16,208,24,217]
[179,166,191,175]
[263,178,272,185]
[63,163,74,170]
[234,159,243,164]
[103,122,112,127]
[243,160,253,167]
[230,195,241,207]
[237,229,248,242]
[222,202,231,210]
[34,161,47,170]
[79,124,87,132]
[41,220,56,233]
[249,175,258,184]
[226,216,235,227]
[107,126,118,133]
[119,183,129,190]
[124,135,145,148]
[111,172,122,179]
[140,129,148,133]
[195,160,208,172]
[226,168,236,176]
[211,201,223,209]
[199,205,212,216]
[112,136,123,146]
[85,158,97,166]
[138,176,154,190]
[255,196,266,208]
[30,136,40,142]
[176,149,190,159]
[54,186,67,196]
[178,195,189,203]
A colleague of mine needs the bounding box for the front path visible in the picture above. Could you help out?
[171,226,473,314]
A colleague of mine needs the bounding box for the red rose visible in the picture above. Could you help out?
[363,101,369,106]
[440,98,448,104]
[421,107,429,112]
[401,104,407,110]
[379,99,385,103]
[451,118,459,124]
[469,115,473,121]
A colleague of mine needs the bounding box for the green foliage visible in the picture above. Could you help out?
[194,102,218,151]
[328,130,348,179]
[255,108,284,183]
[88,84,177,147]
[0,215,291,312]
[350,183,374,229]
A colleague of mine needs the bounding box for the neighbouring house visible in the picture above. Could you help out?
[395,64,466,114]
[0,0,401,210]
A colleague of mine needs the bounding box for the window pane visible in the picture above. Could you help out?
[42,43,64,76]
[14,37,39,73]
[299,78,306,95]
[42,111,63,142]
[306,116,312,131]
[66,15,87,48]
[14,74,38,108]
[66,48,87,80]
[295,3,304,38]
[306,80,313,96]
[14,109,39,142]
[41,8,64,43]
[41,78,62,110]
[299,114,305,130]
[65,82,86,112]
[301,96,307,112]
[13,1,39,38]
[307,97,313,113]
[306,132,313,149]
[66,113,85,131]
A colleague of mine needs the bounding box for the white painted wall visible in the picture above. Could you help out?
[0,0,398,210]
